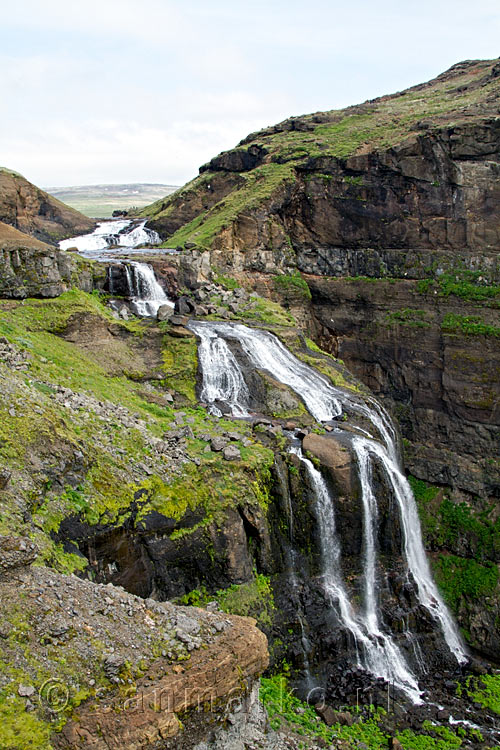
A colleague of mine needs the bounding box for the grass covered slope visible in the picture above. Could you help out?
[141,58,500,252]
[0,291,275,578]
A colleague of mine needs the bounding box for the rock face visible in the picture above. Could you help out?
[0,220,97,298]
[0,536,268,750]
[308,276,499,499]
[0,167,94,243]
[140,58,500,503]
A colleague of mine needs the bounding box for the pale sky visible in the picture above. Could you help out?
[1,0,499,187]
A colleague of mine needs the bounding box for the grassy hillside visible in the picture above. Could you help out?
[140,58,500,249]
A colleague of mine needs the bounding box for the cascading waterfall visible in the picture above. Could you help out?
[189,321,342,421]
[112,261,173,317]
[352,436,466,664]
[188,320,467,700]
[291,445,421,701]
[192,325,250,417]
[59,219,160,258]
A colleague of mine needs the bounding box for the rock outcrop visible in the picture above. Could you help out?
[0,220,97,298]
[0,536,268,750]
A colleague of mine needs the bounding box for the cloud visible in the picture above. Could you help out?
[1,0,499,185]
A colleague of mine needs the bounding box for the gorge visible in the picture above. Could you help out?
[0,58,499,750]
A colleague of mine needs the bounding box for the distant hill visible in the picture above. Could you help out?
[0,168,95,243]
[45,183,179,218]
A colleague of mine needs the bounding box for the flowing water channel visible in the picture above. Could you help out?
[60,219,173,316]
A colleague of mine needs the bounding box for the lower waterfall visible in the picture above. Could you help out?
[292,445,421,701]
[188,319,467,701]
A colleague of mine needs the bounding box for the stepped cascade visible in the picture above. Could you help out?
[188,320,467,700]
[61,218,173,317]
[59,218,160,258]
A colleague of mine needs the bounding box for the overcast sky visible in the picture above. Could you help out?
[1,0,498,188]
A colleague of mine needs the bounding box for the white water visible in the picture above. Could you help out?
[190,323,250,417]
[59,219,160,258]
[188,320,467,699]
[352,436,466,665]
[293,446,421,701]
[118,262,174,317]
[189,321,342,421]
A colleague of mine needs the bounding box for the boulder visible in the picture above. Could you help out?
[223,445,241,461]
[157,304,174,322]
[0,536,38,574]
[302,433,354,495]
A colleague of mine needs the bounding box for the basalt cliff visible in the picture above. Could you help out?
[138,57,500,693]
[0,168,98,298]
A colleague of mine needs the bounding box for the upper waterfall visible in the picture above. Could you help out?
[59,218,161,259]
[111,262,174,318]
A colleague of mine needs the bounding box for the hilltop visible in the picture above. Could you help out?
[0,168,94,244]
[45,182,179,218]
[141,58,500,256]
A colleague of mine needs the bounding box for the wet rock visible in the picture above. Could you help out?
[302,433,354,495]
[169,314,190,326]
[157,304,174,322]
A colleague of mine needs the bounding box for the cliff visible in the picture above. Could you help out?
[138,59,500,667]
[0,220,98,298]
[141,58,500,501]
[0,167,95,244]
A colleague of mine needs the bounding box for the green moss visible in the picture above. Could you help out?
[162,335,198,401]
[296,351,361,394]
[234,296,297,327]
[179,574,274,629]
[385,309,431,328]
[463,674,500,715]
[218,574,275,628]
[397,722,463,749]
[0,694,53,749]
[441,313,500,337]
[417,270,500,304]
[433,554,498,611]
[273,273,311,300]
[260,673,389,748]
[212,273,241,290]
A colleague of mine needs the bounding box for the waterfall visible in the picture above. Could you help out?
[189,321,342,421]
[352,436,466,665]
[190,324,250,417]
[292,445,421,701]
[118,262,173,317]
[59,219,160,258]
[188,320,467,699]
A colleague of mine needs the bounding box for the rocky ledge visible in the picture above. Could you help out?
[0,536,269,749]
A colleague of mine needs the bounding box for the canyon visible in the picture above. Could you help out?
[0,58,499,749]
